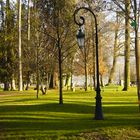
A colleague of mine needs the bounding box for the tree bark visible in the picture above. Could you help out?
[18,0,23,91]
[27,0,30,49]
[108,13,119,84]
[11,74,16,90]
[84,45,88,91]
[123,0,130,91]
[58,43,63,104]
[92,20,96,89]
[36,42,39,99]
[134,0,140,110]
[25,71,30,90]
[49,73,54,88]
[25,0,31,91]
[65,73,70,90]
[4,82,9,91]
[0,0,4,29]
[135,31,140,110]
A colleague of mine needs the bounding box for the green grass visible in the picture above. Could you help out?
[0,88,140,140]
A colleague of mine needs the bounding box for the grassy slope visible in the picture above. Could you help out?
[0,88,140,140]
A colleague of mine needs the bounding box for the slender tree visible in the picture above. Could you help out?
[0,0,16,90]
[38,0,76,104]
[133,0,140,109]
[123,0,131,90]
[18,0,23,91]
[0,0,4,28]
[108,12,119,84]
[25,0,31,90]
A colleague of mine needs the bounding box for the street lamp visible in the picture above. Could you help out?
[76,27,85,49]
[76,27,88,91]
[74,7,104,120]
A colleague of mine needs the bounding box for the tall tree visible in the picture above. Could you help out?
[133,0,140,109]
[18,0,23,91]
[0,0,4,29]
[25,0,31,90]
[111,0,131,90]
[0,0,16,90]
[123,0,131,90]
[111,0,140,106]
[108,12,120,84]
[38,0,76,104]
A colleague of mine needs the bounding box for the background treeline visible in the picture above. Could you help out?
[0,0,140,101]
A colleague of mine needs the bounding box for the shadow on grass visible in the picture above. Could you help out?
[0,102,92,114]
[0,102,140,133]
[0,101,139,113]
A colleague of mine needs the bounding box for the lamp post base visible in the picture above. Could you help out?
[94,93,104,120]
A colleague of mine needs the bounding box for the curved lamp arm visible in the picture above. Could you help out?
[74,7,97,27]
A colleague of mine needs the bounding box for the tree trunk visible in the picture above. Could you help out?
[11,74,16,90]
[4,82,9,91]
[70,72,73,91]
[123,0,130,91]
[49,72,58,89]
[92,21,96,90]
[100,75,104,87]
[25,0,31,91]
[49,73,54,89]
[58,44,63,104]
[89,69,93,90]
[56,9,63,104]
[25,71,30,90]
[0,0,4,29]
[70,58,74,91]
[18,0,23,91]
[36,32,39,99]
[135,32,140,110]
[134,0,140,110]
[65,73,70,90]
[27,0,30,50]
[40,83,46,95]
[108,13,119,84]
[46,73,49,91]
[84,45,88,91]
[36,49,39,99]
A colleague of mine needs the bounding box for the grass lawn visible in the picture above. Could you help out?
[0,87,140,140]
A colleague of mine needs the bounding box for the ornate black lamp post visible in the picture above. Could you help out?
[74,7,104,120]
